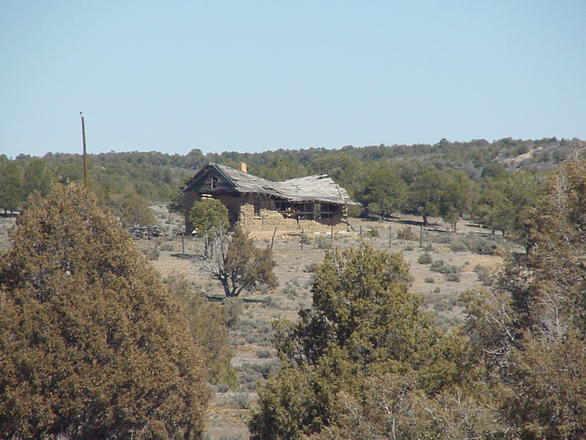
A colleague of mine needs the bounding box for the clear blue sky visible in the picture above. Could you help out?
[1,1,585,157]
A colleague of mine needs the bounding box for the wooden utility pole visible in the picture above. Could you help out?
[80,112,88,187]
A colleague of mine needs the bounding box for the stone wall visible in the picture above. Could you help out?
[184,190,352,237]
[239,203,350,237]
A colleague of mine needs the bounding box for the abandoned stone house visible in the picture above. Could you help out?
[183,162,358,235]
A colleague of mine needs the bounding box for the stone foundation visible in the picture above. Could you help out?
[239,204,350,237]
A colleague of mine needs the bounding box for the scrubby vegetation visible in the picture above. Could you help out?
[249,158,586,440]
[0,184,213,439]
[1,138,584,248]
[204,227,278,298]
[0,148,583,439]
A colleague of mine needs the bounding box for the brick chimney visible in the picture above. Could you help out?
[239,162,248,173]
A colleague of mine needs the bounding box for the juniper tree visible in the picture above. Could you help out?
[189,198,229,256]
[462,159,586,440]
[250,246,476,440]
[0,183,209,440]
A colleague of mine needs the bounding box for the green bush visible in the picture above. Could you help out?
[418,253,433,264]
[189,198,228,237]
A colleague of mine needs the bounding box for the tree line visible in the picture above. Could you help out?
[1,137,583,236]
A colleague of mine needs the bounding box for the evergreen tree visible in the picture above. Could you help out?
[250,246,474,440]
[189,198,229,256]
[405,166,444,225]
[0,160,23,213]
[462,159,586,440]
[361,165,407,218]
[0,184,209,440]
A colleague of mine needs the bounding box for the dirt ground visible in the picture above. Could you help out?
[0,210,514,440]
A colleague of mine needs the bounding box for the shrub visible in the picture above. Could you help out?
[256,349,273,359]
[189,198,228,237]
[397,225,415,240]
[216,382,230,393]
[250,246,469,440]
[446,272,461,282]
[283,282,301,298]
[304,263,318,273]
[418,253,433,264]
[238,319,273,346]
[144,244,160,260]
[262,295,283,309]
[205,228,278,297]
[315,236,332,249]
[223,298,244,329]
[189,198,229,256]
[449,240,468,252]
[367,228,380,238]
[425,277,435,283]
[237,360,280,385]
[225,393,252,409]
[164,273,233,385]
[430,260,460,275]
[0,184,209,440]
[111,190,157,227]
[449,235,500,255]
[473,264,493,286]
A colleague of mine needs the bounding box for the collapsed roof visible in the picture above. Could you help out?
[184,163,359,205]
